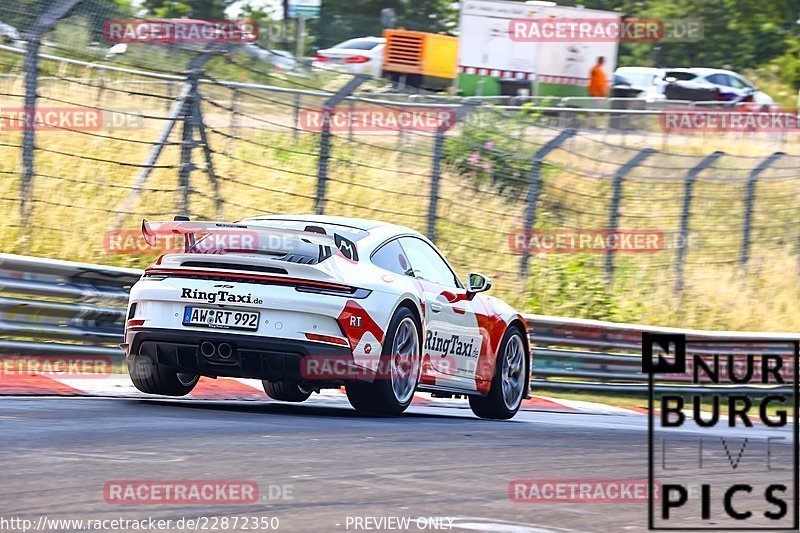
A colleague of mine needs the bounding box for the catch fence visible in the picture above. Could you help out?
[0,1,799,316]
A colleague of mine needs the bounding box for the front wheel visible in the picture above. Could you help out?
[127,352,199,396]
[346,307,421,416]
[469,326,528,420]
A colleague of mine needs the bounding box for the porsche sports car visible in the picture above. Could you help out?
[122,215,530,419]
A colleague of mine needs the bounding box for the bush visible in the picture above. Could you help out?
[443,105,538,195]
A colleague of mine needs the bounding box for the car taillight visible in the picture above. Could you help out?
[344,55,369,64]
[305,333,349,346]
[315,54,329,61]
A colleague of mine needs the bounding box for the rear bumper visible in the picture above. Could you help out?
[127,328,353,383]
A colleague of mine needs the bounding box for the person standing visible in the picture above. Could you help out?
[588,56,608,97]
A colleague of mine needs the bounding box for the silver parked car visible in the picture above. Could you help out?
[614,67,774,108]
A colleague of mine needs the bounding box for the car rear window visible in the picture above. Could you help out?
[664,71,696,81]
[332,39,381,50]
[187,220,368,264]
[255,220,369,243]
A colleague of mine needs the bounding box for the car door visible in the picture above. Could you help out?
[397,237,482,388]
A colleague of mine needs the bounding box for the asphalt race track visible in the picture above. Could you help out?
[1,394,791,533]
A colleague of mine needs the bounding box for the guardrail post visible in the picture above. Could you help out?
[315,75,368,215]
[675,151,724,292]
[604,148,655,283]
[427,103,477,242]
[519,128,576,278]
[739,152,784,272]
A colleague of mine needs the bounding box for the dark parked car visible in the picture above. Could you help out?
[610,74,645,98]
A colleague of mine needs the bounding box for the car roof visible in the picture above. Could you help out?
[687,67,737,76]
[243,214,397,232]
[334,37,385,44]
[616,67,661,73]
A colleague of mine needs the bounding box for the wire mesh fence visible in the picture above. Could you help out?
[0,0,799,329]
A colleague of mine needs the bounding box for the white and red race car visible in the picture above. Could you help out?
[123,215,530,419]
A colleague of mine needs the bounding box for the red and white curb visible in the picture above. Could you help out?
[0,374,645,415]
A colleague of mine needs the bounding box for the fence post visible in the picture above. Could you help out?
[604,148,655,283]
[225,87,240,156]
[19,36,41,236]
[519,128,576,278]
[293,92,302,142]
[427,103,477,242]
[176,74,199,216]
[18,0,80,239]
[115,52,215,228]
[194,96,223,218]
[675,151,724,292]
[315,75,368,215]
[740,152,784,271]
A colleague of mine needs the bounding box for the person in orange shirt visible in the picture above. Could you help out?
[588,56,608,97]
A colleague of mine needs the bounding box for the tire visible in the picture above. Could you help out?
[127,352,199,396]
[262,381,312,402]
[346,307,421,416]
[469,326,528,420]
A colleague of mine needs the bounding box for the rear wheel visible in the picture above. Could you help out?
[469,326,528,420]
[127,352,199,396]
[346,307,420,416]
[262,381,312,402]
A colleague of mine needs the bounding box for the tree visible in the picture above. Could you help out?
[142,0,236,19]
[308,0,457,49]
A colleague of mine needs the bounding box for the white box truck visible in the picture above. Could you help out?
[457,0,620,97]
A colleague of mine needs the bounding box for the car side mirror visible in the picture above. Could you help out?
[467,272,491,297]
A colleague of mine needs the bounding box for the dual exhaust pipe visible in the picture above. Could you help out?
[200,341,234,359]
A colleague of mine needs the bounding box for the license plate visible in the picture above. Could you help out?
[182,307,259,331]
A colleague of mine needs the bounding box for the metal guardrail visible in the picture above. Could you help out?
[528,314,797,394]
[0,254,139,362]
[1,254,796,395]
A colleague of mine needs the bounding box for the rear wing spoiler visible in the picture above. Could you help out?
[141,219,358,261]
[142,219,338,247]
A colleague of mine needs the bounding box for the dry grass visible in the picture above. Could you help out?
[2,66,800,333]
